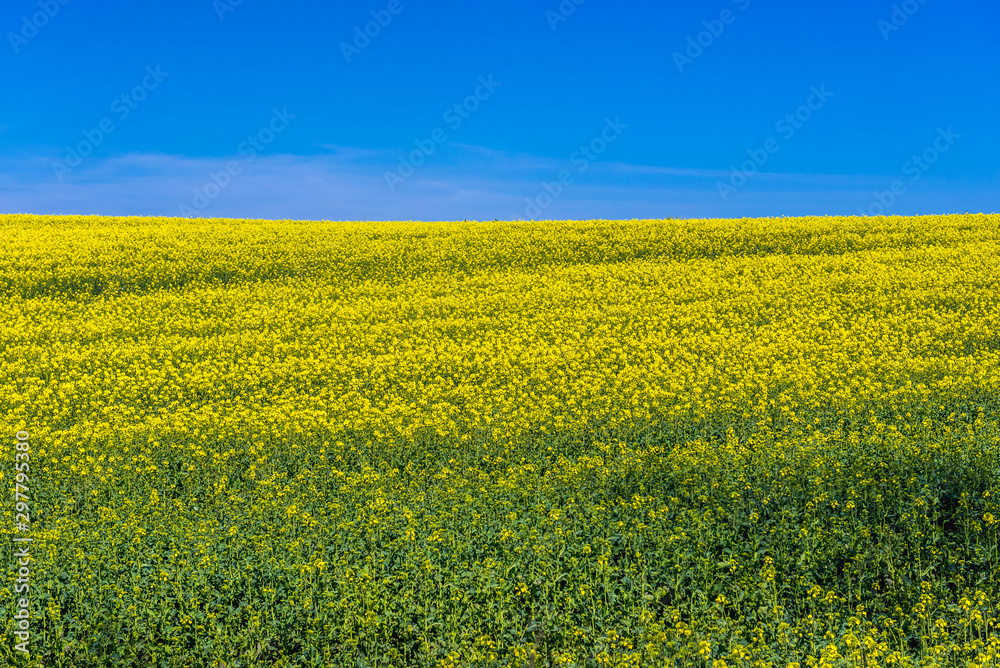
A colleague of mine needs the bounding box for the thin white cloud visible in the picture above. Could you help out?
[0,146,996,221]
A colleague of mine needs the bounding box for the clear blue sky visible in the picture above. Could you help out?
[2,0,998,220]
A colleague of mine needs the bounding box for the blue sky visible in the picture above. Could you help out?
[2,0,997,221]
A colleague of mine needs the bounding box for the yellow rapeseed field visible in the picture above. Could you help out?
[1,213,998,667]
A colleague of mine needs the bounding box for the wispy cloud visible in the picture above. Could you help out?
[0,145,995,221]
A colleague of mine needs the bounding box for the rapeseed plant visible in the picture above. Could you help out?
[0,213,997,666]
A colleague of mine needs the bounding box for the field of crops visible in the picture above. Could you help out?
[1,213,999,667]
